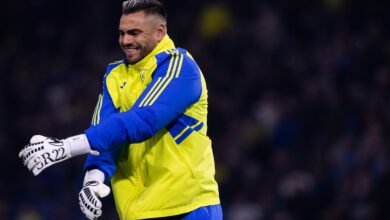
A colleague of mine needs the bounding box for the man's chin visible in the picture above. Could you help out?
[126,55,142,65]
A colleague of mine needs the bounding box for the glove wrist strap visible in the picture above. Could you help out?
[84,169,105,184]
[66,134,91,157]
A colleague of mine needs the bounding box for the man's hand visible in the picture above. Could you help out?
[19,134,96,175]
[79,169,110,220]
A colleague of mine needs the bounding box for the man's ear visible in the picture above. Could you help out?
[156,23,166,42]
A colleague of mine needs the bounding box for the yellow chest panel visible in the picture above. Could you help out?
[106,61,156,112]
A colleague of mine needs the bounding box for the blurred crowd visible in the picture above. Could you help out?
[1,0,390,219]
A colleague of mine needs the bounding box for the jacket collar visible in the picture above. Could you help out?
[129,34,175,69]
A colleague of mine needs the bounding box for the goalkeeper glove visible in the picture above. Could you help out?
[19,134,98,175]
[79,169,110,220]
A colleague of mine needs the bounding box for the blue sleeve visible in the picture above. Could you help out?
[85,51,202,152]
[84,64,121,180]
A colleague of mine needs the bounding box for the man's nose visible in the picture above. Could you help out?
[122,34,134,45]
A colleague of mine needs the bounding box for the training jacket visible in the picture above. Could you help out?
[84,35,220,220]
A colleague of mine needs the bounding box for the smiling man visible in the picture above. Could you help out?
[119,10,166,64]
[19,0,222,219]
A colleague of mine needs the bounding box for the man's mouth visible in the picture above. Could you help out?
[124,47,139,55]
[122,44,139,54]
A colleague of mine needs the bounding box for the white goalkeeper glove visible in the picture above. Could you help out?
[79,169,110,220]
[19,134,99,176]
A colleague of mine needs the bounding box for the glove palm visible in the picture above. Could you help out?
[79,169,110,219]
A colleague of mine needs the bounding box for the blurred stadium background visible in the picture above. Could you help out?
[1,0,390,219]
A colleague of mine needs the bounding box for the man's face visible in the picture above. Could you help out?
[119,11,165,64]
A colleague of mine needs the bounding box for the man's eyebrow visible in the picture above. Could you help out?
[118,28,143,33]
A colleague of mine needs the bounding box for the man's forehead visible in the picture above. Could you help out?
[119,12,146,26]
[119,12,161,28]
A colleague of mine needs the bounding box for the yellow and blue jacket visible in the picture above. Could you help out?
[84,35,220,219]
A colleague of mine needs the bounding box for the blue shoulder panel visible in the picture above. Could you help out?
[105,60,125,77]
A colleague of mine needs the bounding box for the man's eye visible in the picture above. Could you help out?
[128,30,141,35]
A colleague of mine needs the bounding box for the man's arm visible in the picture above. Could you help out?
[18,51,202,175]
[86,50,202,152]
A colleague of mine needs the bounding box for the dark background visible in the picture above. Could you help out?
[1,0,390,219]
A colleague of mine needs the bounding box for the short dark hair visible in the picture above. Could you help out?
[122,0,167,20]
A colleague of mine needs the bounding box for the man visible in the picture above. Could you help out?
[18,0,222,219]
